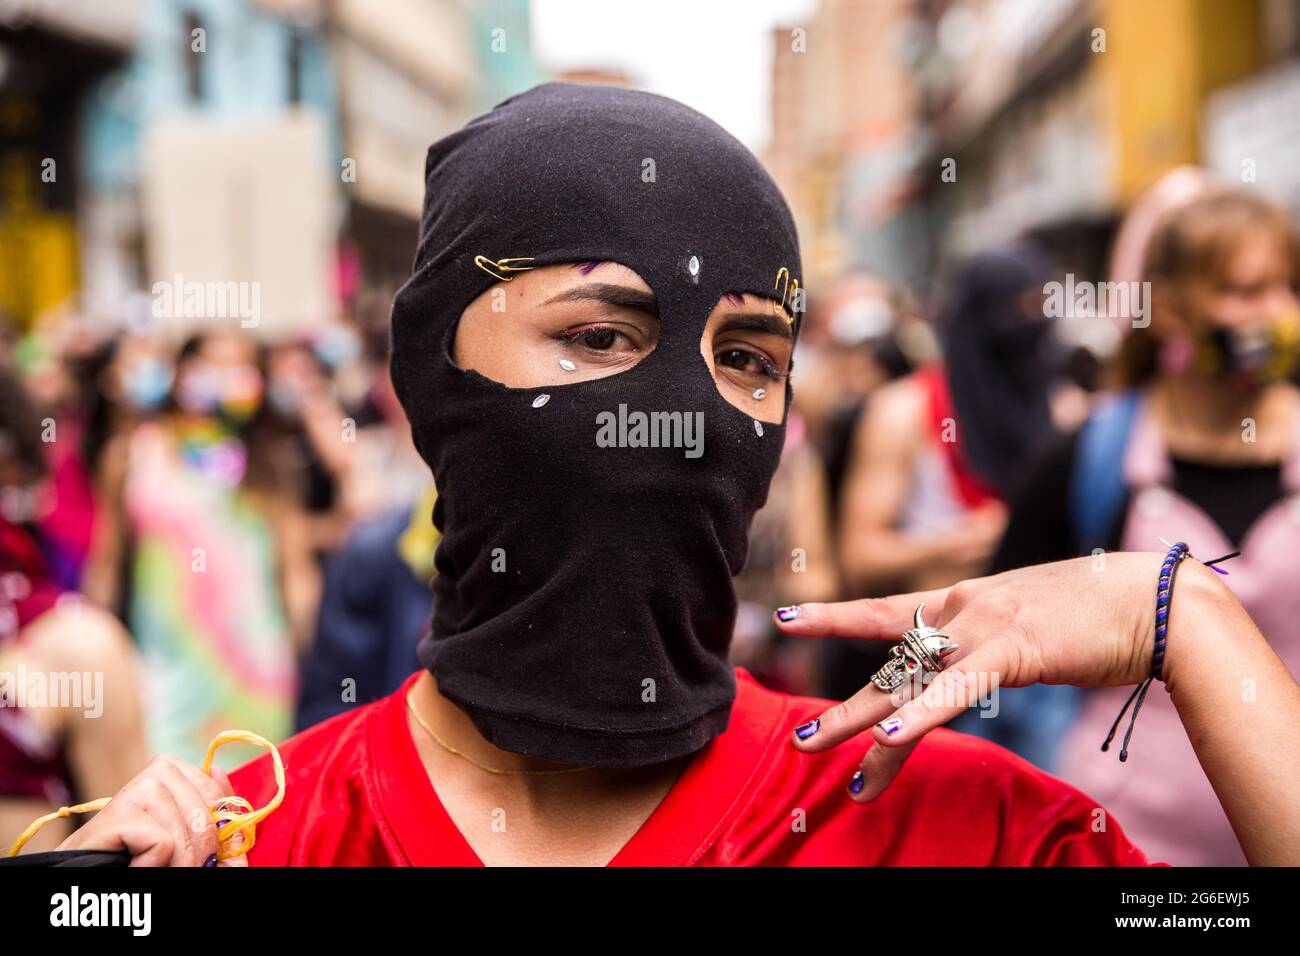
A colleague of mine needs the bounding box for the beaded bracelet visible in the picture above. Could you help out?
[1101,541,1239,762]
[1150,541,1191,681]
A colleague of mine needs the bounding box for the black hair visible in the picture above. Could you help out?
[0,363,50,484]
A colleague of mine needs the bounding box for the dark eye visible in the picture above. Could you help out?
[578,328,618,351]
[556,325,642,358]
[718,347,784,381]
[719,348,754,371]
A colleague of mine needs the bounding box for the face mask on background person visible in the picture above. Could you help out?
[176,360,264,426]
[267,379,301,419]
[311,324,361,370]
[122,357,174,412]
[1189,309,1300,388]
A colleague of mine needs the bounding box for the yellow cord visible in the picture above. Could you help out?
[5,798,112,858]
[5,729,285,861]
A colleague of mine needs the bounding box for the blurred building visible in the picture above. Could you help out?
[1,0,343,336]
[0,0,138,328]
[330,0,469,301]
[0,0,544,338]
[336,0,543,296]
[1205,1,1300,218]
[766,0,1300,298]
[767,0,927,291]
[907,0,1299,284]
[136,0,341,339]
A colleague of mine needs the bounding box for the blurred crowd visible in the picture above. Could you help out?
[734,171,1300,867]
[3,169,1300,866]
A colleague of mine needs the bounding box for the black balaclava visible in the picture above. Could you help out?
[941,241,1058,501]
[390,83,803,768]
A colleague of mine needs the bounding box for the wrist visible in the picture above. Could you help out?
[1158,558,1237,693]
[1119,552,1161,683]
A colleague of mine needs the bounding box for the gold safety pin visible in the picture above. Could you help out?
[773,267,799,324]
[474,256,537,283]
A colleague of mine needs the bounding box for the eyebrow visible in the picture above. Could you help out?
[717,311,794,342]
[544,283,659,317]
[544,284,794,341]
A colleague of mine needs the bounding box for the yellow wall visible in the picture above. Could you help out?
[0,153,79,327]
[1096,0,1263,204]
[0,215,78,325]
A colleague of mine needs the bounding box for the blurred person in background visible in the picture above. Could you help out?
[827,242,1060,698]
[992,185,1300,865]
[293,307,439,728]
[814,275,920,528]
[952,167,1218,772]
[264,335,358,559]
[340,293,432,520]
[780,275,918,468]
[803,275,919,699]
[80,323,179,538]
[10,313,105,592]
[0,364,146,852]
[83,329,310,765]
[295,487,434,731]
[90,329,176,443]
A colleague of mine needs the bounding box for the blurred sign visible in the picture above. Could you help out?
[1205,59,1300,213]
[947,68,1108,254]
[141,109,335,340]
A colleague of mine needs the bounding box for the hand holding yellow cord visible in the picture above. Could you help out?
[6,730,285,866]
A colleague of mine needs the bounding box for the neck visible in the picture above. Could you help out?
[408,670,693,794]
[408,670,698,865]
[1152,375,1297,462]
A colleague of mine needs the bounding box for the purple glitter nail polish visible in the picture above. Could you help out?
[879,716,903,736]
[776,605,800,623]
[794,718,820,740]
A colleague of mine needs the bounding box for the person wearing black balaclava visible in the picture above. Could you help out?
[940,241,1060,502]
[38,84,1235,869]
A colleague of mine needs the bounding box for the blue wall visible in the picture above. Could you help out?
[81,0,340,194]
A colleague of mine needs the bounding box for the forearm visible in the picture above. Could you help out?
[1161,562,1300,865]
[841,528,962,590]
[82,508,123,610]
[303,401,355,477]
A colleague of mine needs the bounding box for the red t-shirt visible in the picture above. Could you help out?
[229,669,1163,866]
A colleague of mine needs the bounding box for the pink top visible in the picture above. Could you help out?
[1055,395,1300,865]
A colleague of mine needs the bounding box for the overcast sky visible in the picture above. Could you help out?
[530,0,819,151]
